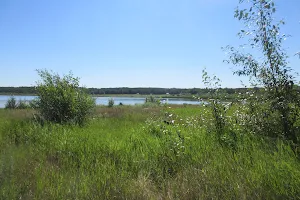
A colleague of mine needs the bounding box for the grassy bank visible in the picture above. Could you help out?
[0,105,299,199]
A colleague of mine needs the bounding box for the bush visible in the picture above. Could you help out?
[17,100,29,109]
[35,69,95,125]
[5,96,17,109]
[145,96,155,103]
[108,98,114,107]
[29,99,39,109]
[202,69,237,151]
[145,96,161,105]
[5,97,30,109]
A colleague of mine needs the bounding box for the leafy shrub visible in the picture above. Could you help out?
[5,97,17,109]
[35,69,95,125]
[17,100,29,109]
[202,69,237,150]
[5,97,30,109]
[224,0,300,146]
[108,98,114,107]
[145,96,155,103]
[145,96,161,106]
[29,99,39,109]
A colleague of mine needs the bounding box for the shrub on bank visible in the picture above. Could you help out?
[108,98,114,107]
[35,69,95,125]
[5,97,30,109]
[5,97,17,109]
[17,100,29,109]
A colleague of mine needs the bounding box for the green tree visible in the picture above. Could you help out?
[224,0,300,144]
[35,69,95,125]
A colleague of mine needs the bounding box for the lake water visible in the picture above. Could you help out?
[0,95,201,108]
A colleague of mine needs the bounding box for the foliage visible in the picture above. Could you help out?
[145,96,161,105]
[145,95,155,103]
[5,97,29,109]
[1,1,300,199]
[17,100,29,109]
[29,99,39,109]
[1,86,277,101]
[5,96,17,109]
[35,69,95,125]
[202,69,237,150]
[108,98,114,107]
[224,0,300,145]
[1,106,300,199]
[144,113,187,177]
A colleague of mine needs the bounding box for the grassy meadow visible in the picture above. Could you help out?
[1,0,299,199]
[0,104,300,199]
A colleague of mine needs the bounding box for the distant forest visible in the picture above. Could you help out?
[0,86,255,96]
[0,86,299,100]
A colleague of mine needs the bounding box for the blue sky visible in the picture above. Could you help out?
[0,0,299,88]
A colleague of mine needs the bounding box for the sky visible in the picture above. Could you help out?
[0,0,299,88]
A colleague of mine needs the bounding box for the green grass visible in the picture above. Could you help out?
[0,105,300,199]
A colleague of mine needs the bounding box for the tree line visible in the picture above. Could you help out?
[0,86,266,96]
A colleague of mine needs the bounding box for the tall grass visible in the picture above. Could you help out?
[0,105,300,199]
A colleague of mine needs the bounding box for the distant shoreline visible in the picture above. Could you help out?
[0,93,195,99]
[0,93,38,96]
[0,93,244,100]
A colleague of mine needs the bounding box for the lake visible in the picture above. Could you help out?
[0,95,201,108]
